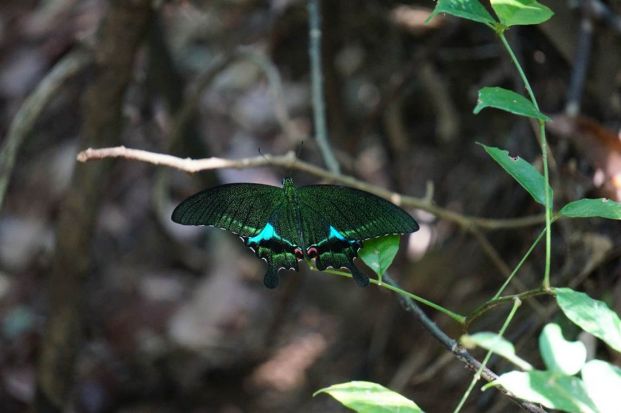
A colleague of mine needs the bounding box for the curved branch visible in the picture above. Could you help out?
[0,50,92,210]
[77,146,545,230]
[465,288,552,331]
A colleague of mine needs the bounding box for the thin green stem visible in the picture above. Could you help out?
[493,227,546,300]
[453,297,522,413]
[499,32,552,290]
[499,34,538,109]
[540,122,552,289]
[324,269,466,324]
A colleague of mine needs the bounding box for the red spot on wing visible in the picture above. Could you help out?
[294,248,304,259]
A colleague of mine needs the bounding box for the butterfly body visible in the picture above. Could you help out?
[172,178,418,288]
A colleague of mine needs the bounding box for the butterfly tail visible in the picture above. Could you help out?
[263,265,280,289]
[349,263,369,287]
[316,250,369,287]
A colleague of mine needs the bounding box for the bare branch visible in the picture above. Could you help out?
[77,146,545,230]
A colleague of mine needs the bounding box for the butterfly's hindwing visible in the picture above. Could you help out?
[314,229,368,287]
[297,201,369,286]
[245,205,301,289]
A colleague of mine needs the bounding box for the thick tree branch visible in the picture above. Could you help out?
[77,146,545,230]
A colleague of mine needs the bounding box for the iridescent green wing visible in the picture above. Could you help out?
[298,185,419,239]
[171,183,301,288]
[171,183,282,237]
[297,185,419,287]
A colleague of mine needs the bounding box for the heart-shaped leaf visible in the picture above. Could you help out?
[359,235,401,281]
[539,323,587,375]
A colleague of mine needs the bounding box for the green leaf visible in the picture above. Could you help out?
[314,381,424,413]
[560,198,621,220]
[461,332,533,370]
[555,288,621,352]
[489,371,597,413]
[474,87,550,121]
[359,235,401,281]
[582,360,621,413]
[491,0,554,26]
[539,323,587,375]
[427,0,497,26]
[479,143,553,206]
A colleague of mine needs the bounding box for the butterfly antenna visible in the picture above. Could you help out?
[295,140,304,159]
[257,147,269,160]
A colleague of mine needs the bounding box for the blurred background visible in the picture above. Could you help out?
[0,0,620,412]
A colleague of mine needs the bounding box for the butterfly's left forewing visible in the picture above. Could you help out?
[172,183,281,237]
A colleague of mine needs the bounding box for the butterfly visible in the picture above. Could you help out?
[172,177,419,288]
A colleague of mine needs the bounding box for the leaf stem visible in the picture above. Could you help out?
[453,297,522,413]
[498,32,552,290]
[325,269,466,324]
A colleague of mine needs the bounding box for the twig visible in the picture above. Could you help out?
[585,0,621,33]
[0,49,92,210]
[171,47,304,146]
[308,0,340,174]
[168,53,233,145]
[240,47,304,144]
[382,274,546,413]
[419,60,459,143]
[77,146,546,230]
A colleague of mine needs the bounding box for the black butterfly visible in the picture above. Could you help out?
[172,178,418,288]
